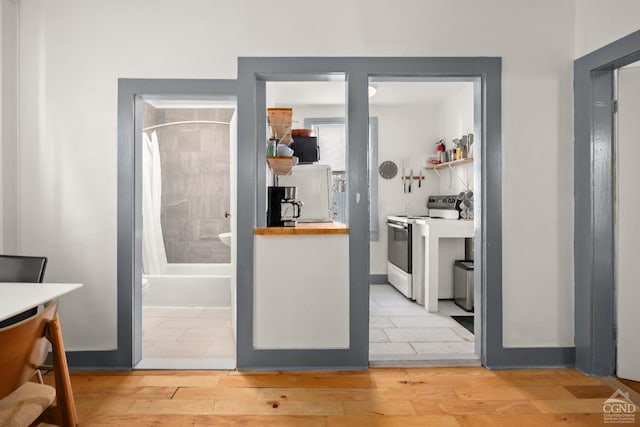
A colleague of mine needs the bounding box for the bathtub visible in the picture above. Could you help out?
[143,263,231,307]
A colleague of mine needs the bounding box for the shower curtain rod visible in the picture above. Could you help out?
[143,120,231,132]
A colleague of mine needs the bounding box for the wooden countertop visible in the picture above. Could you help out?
[254,222,349,236]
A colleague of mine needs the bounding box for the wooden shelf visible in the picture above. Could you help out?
[267,156,294,175]
[424,157,473,170]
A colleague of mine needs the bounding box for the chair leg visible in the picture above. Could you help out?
[46,314,78,427]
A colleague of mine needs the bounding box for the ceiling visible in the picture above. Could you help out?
[267,81,473,107]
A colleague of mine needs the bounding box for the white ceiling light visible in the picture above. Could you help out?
[368,85,377,97]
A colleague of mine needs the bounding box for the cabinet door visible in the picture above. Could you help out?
[254,235,349,349]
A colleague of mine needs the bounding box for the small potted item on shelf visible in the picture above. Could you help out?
[267,137,277,157]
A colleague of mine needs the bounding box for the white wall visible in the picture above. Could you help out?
[18,0,575,350]
[0,0,20,253]
[574,0,640,58]
[437,85,474,196]
[370,104,441,274]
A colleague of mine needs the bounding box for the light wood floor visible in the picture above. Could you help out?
[44,367,638,426]
[620,378,640,394]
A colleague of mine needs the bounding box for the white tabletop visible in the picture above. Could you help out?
[0,282,83,322]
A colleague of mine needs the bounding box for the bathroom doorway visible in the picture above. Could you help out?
[136,97,238,369]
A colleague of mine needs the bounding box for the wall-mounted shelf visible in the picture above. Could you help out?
[425,157,473,190]
[424,157,473,170]
[267,156,294,175]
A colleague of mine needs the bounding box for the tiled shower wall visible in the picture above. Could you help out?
[144,104,234,263]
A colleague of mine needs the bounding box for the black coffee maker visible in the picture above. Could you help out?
[267,186,303,227]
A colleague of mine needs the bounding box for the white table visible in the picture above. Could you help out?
[415,218,474,313]
[0,282,83,322]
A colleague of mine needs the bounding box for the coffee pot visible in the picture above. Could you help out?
[267,186,303,227]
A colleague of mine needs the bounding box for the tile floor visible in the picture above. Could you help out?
[140,306,235,367]
[140,286,473,368]
[369,284,475,361]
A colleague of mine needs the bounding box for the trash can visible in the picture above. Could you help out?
[454,260,474,312]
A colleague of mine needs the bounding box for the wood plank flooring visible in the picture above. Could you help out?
[42,368,639,426]
[620,378,640,394]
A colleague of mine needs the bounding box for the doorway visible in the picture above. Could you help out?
[136,98,237,369]
[114,78,238,370]
[614,61,640,383]
[258,77,482,366]
[366,78,481,365]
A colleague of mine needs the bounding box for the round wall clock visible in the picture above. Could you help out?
[378,161,398,179]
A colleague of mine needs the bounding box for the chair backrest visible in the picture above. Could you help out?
[0,255,48,328]
[0,255,47,283]
[0,301,58,400]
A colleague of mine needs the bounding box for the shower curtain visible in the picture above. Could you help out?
[142,131,167,274]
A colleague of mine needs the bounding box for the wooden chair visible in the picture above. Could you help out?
[0,302,78,427]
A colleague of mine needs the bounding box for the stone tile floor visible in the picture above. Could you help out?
[369,284,475,360]
[139,285,474,367]
[140,306,235,365]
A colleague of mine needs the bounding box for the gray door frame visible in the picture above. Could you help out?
[574,30,640,376]
[65,79,237,368]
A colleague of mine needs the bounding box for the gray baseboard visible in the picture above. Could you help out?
[52,350,130,371]
[369,274,388,284]
[486,346,575,370]
[64,343,576,371]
